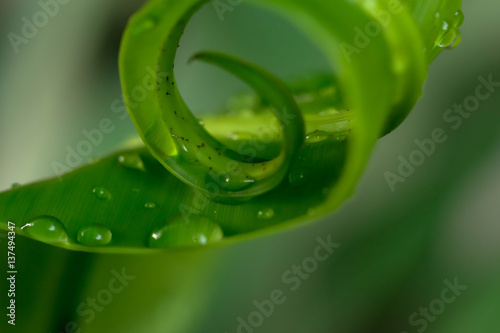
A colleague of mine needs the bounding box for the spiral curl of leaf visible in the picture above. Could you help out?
[120,0,463,209]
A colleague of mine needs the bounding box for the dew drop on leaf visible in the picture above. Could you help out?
[206,172,255,192]
[145,202,156,209]
[193,234,208,246]
[77,225,112,246]
[92,187,112,200]
[305,131,329,144]
[118,154,145,172]
[448,30,462,49]
[257,208,275,220]
[437,22,457,48]
[453,10,465,27]
[149,216,223,248]
[21,216,68,244]
[335,134,346,142]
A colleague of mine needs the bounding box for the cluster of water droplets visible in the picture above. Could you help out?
[21,216,113,247]
[436,10,465,49]
[145,202,156,209]
[304,130,346,144]
[257,208,275,220]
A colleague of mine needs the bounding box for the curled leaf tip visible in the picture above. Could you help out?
[0,0,464,251]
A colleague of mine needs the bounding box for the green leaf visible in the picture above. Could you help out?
[1,0,463,252]
[0,131,347,251]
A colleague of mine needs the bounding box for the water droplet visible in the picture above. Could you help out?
[133,18,156,35]
[437,22,457,48]
[205,172,254,193]
[447,30,462,49]
[257,208,275,220]
[193,234,208,245]
[335,134,346,142]
[453,10,465,27]
[433,12,442,26]
[11,183,21,189]
[118,154,145,171]
[21,216,68,243]
[93,187,112,200]
[176,138,190,153]
[149,216,223,248]
[145,202,156,209]
[77,225,112,246]
[305,131,330,144]
[289,167,308,186]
